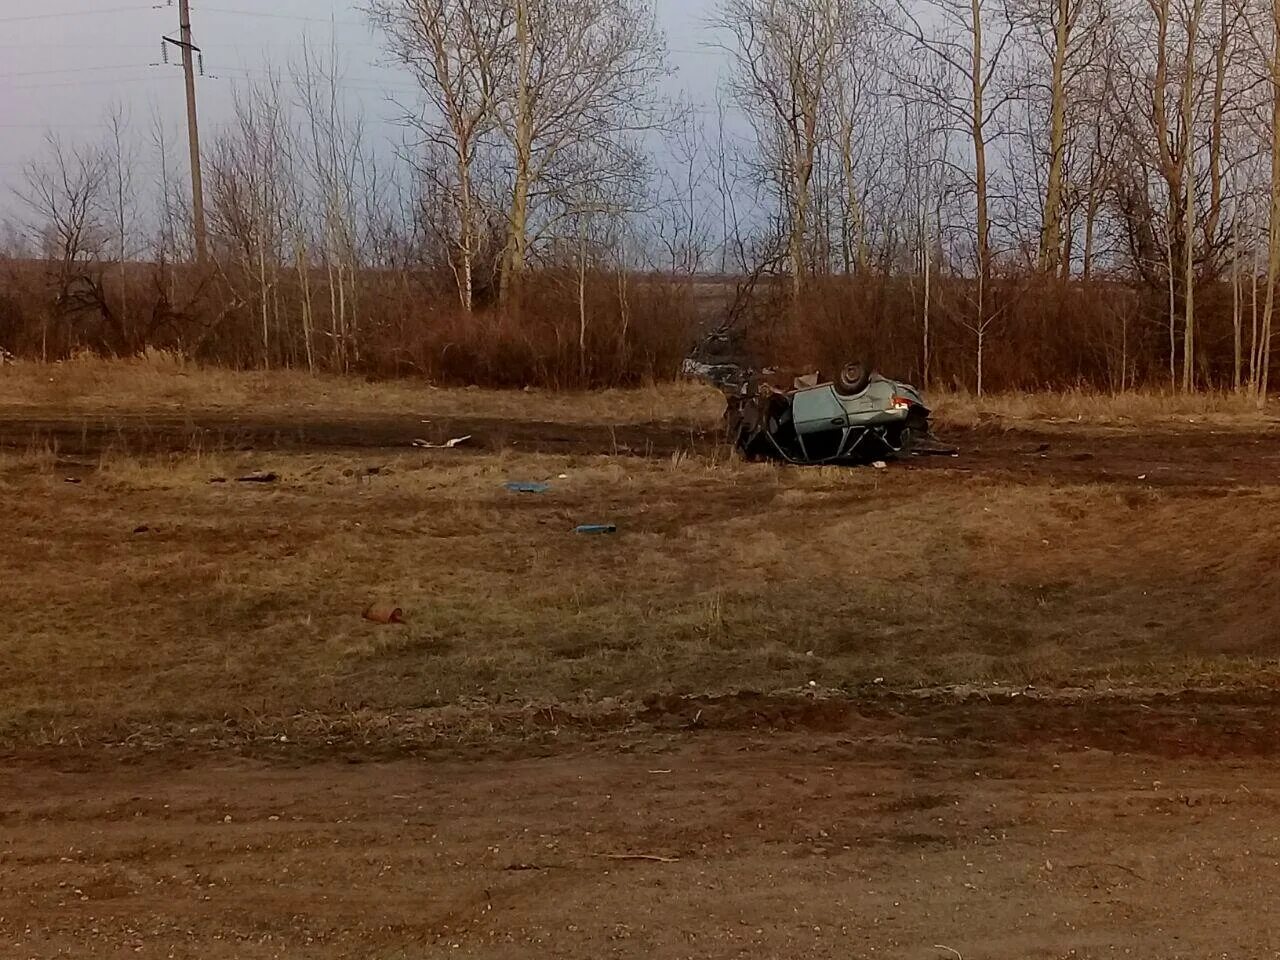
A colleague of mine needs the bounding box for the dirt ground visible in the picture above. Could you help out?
[4,375,1280,958]
[7,730,1280,960]
[6,407,1280,489]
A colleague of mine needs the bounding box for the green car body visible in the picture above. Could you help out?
[725,370,944,465]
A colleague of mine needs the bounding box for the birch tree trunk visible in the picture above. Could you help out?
[1258,8,1280,407]
[1179,0,1203,392]
[1039,0,1071,272]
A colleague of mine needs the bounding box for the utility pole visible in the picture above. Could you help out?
[172,0,208,264]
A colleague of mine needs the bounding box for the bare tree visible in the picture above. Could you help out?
[17,134,109,359]
[1076,30,1122,279]
[205,78,295,367]
[896,0,1017,393]
[104,104,138,338]
[371,0,508,311]
[1009,0,1105,272]
[1256,0,1280,404]
[1178,0,1205,390]
[497,0,667,303]
[149,108,182,292]
[898,62,953,384]
[831,12,898,274]
[713,0,864,296]
[1102,0,1251,388]
[294,46,375,369]
[651,105,718,275]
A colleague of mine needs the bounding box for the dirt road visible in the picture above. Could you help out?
[5,723,1280,960]
[5,410,1280,488]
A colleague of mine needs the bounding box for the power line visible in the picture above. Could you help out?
[0,5,156,24]
[0,40,384,49]
[0,64,153,81]
[7,75,166,91]
[0,65,415,94]
[0,123,113,128]
[0,159,168,168]
[0,42,156,49]
[198,6,365,26]
[212,65,420,93]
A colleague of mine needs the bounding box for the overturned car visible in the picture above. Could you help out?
[724,362,951,465]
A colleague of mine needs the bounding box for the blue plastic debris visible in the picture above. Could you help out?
[574,523,617,535]
[504,481,550,494]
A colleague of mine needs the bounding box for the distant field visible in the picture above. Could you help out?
[0,354,727,425]
[3,354,1277,429]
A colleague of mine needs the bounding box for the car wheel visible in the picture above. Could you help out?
[834,361,871,396]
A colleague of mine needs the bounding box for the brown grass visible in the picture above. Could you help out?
[6,357,1278,431]
[2,429,1279,748]
[933,386,1278,428]
[0,353,725,425]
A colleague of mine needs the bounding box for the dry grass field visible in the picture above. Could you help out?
[4,352,1275,427]
[4,360,1280,959]
[0,353,726,425]
[4,438,1280,751]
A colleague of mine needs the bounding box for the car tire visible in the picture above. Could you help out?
[834,361,871,396]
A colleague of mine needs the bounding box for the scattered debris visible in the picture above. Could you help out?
[504,481,550,494]
[63,477,81,485]
[132,525,150,535]
[236,471,278,483]
[575,524,617,535]
[680,357,744,387]
[362,603,405,625]
[872,460,888,469]
[600,853,679,863]
[412,435,472,449]
[1066,860,1147,881]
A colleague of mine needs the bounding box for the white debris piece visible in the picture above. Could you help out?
[412,435,473,449]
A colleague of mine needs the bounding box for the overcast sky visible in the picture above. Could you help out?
[0,0,723,200]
